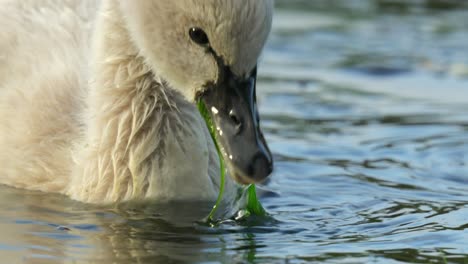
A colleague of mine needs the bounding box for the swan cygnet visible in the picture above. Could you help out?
[0,0,274,204]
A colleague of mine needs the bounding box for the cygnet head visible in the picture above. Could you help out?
[119,0,274,184]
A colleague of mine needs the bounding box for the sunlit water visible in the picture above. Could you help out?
[1,1,468,263]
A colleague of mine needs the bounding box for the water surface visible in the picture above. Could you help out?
[1,1,468,263]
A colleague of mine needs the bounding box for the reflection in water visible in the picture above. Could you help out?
[0,190,235,263]
[1,0,468,263]
[0,189,273,263]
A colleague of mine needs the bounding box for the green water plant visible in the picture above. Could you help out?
[246,184,266,216]
[197,100,266,222]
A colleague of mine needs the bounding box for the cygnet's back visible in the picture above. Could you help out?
[0,0,98,191]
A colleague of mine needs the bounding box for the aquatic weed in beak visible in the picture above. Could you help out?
[197,100,266,222]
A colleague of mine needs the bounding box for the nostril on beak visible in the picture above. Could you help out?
[229,109,242,134]
[249,152,273,181]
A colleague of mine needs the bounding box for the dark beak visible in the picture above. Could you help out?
[200,67,273,184]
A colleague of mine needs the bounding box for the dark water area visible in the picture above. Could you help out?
[1,1,468,263]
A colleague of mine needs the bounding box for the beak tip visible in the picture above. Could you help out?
[251,154,273,180]
[232,153,273,185]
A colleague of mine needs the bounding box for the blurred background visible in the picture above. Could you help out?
[0,1,467,263]
[270,0,468,79]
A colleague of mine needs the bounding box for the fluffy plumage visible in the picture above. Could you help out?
[0,0,273,203]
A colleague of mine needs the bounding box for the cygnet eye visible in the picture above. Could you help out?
[189,27,209,46]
